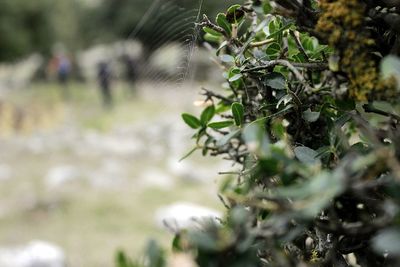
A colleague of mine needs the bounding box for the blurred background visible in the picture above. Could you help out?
[0,0,237,266]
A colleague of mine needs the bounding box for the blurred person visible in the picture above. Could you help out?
[122,55,138,84]
[48,52,72,99]
[97,61,113,107]
[57,55,71,85]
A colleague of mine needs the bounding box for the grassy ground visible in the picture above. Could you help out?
[0,81,224,267]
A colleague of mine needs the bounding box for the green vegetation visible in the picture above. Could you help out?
[119,0,400,266]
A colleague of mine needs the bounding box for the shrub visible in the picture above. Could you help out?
[119,0,400,266]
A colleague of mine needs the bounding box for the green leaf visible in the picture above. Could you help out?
[229,206,250,226]
[229,73,243,82]
[204,33,221,43]
[276,94,293,108]
[189,231,219,251]
[182,113,201,129]
[172,232,188,252]
[301,36,316,51]
[216,41,228,55]
[263,1,273,14]
[145,240,165,267]
[216,129,240,146]
[220,54,235,63]
[294,146,321,165]
[231,102,245,126]
[243,121,270,158]
[335,99,355,111]
[216,13,232,35]
[203,27,222,37]
[328,54,340,72]
[265,42,281,59]
[303,109,320,122]
[226,4,245,24]
[179,146,198,162]
[275,171,344,218]
[264,72,286,89]
[267,22,293,39]
[116,251,131,267]
[208,120,234,129]
[200,105,215,125]
[268,18,281,35]
[287,35,300,58]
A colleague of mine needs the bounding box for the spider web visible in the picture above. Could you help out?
[125,0,204,86]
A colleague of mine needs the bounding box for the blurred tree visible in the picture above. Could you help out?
[0,0,86,62]
[82,0,239,48]
[0,0,55,61]
[0,0,239,62]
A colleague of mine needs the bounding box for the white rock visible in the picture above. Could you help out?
[83,131,144,156]
[87,159,126,188]
[0,240,66,267]
[155,202,222,230]
[167,160,204,183]
[139,170,174,190]
[45,165,81,189]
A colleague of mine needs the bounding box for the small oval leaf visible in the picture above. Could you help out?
[226,4,245,24]
[208,120,234,129]
[231,102,245,126]
[182,113,201,129]
[220,54,235,63]
[303,109,320,122]
[294,146,321,165]
[203,27,223,37]
[200,105,215,125]
[216,13,232,35]
[264,72,286,89]
[229,73,243,82]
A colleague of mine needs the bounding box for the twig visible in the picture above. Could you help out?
[249,38,275,48]
[289,30,314,85]
[242,60,328,73]
[201,87,234,104]
[362,103,400,122]
[197,14,228,37]
[243,59,319,92]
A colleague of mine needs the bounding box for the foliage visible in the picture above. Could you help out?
[119,0,400,266]
[83,0,239,52]
[0,0,239,62]
[0,0,89,62]
[0,0,55,61]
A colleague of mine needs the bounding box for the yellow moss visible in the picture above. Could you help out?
[316,0,397,101]
[309,250,320,263]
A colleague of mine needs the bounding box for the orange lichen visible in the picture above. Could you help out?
[316,0,396,101]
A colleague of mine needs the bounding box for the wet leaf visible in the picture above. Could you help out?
[243,121,270,157]
[294,146,321,165]
[220,54,235,63]
[264,72,286,89]
[229,73,243,82]
[303,109,320,122]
